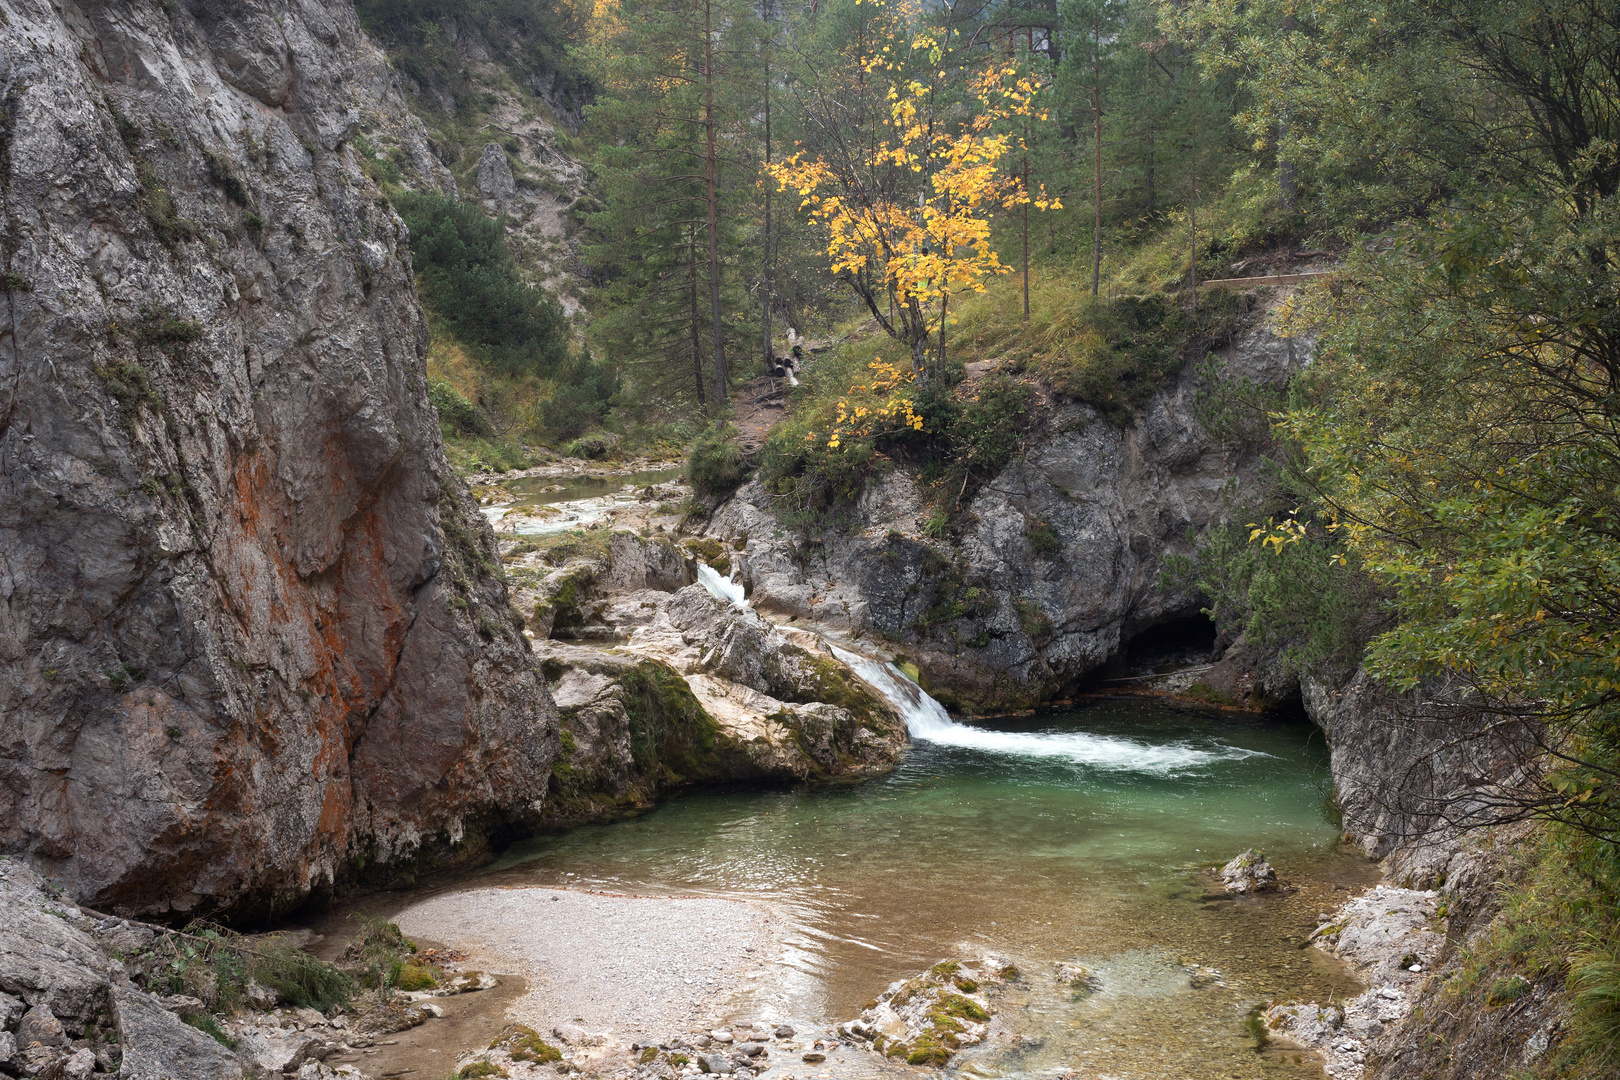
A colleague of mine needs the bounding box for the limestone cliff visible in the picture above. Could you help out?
[709,311,1306,712]
[0,0,556,918]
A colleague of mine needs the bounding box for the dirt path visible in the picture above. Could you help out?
[732,374,795,455]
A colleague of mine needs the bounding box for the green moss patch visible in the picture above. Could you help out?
[490,1024,563,1064]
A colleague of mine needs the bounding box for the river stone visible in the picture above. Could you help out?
[802,1051,826,1063]
[1220,849,1281,894]
[709,1029,734,1043]
[774,1025,794,1038]
[703,1052,735,1073]
[1054,963,1102,991]
[553,1023,606,1046]
[113,983,244,1080]
[235,1027,320,1074]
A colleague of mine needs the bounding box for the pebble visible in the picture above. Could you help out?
[775,1025,795,1038]
[802,1052,826,1063]
[711,1029,735,1043]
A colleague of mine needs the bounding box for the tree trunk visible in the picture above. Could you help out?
[1091,29,1103,299]
[1188,187,1199,311]
[703,0,727,408]
[761,39,774,371]
[1022,156,1031,321]
[1144,119,1155,216]
[1022,28,1032,322]
[690,227,707,412]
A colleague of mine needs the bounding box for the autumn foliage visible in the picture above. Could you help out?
[765,0,1057,380]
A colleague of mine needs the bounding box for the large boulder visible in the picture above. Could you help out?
[536,585,908,823]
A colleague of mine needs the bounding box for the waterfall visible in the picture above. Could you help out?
[829,645,1260,775]
[689,559,1257,774]
[696,562,749,609]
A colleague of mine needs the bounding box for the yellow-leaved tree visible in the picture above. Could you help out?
[765,0,1057,382]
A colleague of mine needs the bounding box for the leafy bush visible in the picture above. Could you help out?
[396,191,570,380]
[686,424,748,498]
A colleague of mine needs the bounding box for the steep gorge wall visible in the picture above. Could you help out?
[0,0,555,918]
[711,314,1306,713]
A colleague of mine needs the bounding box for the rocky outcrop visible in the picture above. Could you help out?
[0,857,228,1079]
[708,315,1307,712]
[0,0,556,917]
[1264,885,1446,1079]
[537,576,909,822]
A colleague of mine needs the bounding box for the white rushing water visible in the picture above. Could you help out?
[829,644,1259,775]
[696,562,749,609]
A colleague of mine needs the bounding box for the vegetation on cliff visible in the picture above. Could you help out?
[1157,3,1620,1073]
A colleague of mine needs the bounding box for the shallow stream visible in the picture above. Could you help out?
[474,698,1373,1079]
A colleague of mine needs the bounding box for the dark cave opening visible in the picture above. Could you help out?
[1106,614,1221,680]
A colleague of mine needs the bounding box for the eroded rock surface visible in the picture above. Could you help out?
[0,0,556,917]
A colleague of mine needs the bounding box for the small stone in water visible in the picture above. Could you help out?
[802,1052,826,1063]
[775,1025,795,1038]
[711,1030,734,1043]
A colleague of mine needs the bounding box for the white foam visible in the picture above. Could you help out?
[697,562,749,609]
[830,645,1259,775]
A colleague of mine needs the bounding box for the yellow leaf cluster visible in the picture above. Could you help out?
[762,13,1058,324]
[811,361,925,450]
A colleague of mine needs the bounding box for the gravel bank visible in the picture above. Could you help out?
[393,887,789,1043]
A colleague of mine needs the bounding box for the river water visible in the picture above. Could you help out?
[476,692,1371,1079]
[430,504,1372,1077]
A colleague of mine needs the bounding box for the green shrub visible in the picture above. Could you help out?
[1025,518,1060,558]
[1035,291,1247,424]
[429,378,495,437]
[686,424,748,498]
[1486,976,1532,1005]
[248,935,356,1010]
[395,190,570,380]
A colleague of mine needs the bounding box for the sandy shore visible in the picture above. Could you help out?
[393,886,791,1044]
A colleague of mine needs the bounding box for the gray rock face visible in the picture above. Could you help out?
[0,0,556,916]
[114,982,245,1080]
[710,318,1307,711]
[0,864,111,1024]
[475,142,518,208]
[1303,669,1538,887]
